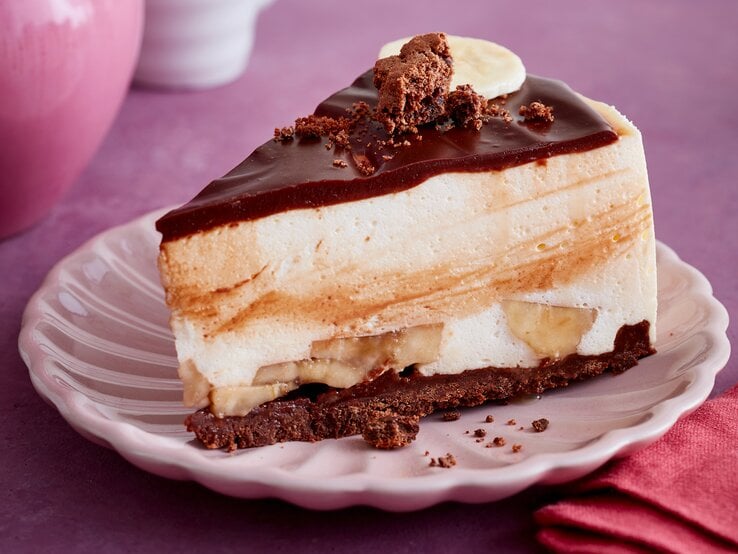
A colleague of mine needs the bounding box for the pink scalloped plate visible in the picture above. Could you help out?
[19,208,730,510]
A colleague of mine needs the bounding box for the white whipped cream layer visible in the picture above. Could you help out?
[160,100,656,392]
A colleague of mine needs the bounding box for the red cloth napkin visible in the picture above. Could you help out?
[535,383,738,553]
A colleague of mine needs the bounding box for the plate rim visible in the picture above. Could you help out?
[18,207,731,510]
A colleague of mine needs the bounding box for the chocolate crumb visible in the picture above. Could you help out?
[512,444,523,453]
[474,428,487,438]
[485,442,494,448]
[506,419,516,426]
[273,126,294,142]
[485,101,513,123]
[332,159,348,168]
[373,33,452,134]
[519,101,555,123]
[532,418,550,432]
[354,156,376,176]
[330,129,351,149]
[362,414,419,449]
[518,426,524,431]
[424,450,430,456]
[493,436,506,447]
[351,151,376,175]
[446,84,487,130]
[485,415,495,423]
[349,101,372,121]
[442,410,461,421]
[295,115,350,139]
[437,453,457,468]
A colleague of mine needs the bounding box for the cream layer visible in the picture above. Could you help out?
[158,100,656,404]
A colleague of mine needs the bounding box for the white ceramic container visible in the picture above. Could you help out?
[134,0,274,89]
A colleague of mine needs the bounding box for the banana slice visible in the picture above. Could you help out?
[378,35,526,99]
[501,300,597,359]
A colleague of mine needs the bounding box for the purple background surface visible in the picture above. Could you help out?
[1,0,736,552]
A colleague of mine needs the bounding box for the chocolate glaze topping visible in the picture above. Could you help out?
[157,72,618,241]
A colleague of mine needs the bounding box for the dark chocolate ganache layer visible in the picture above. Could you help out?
[157,72,618,241]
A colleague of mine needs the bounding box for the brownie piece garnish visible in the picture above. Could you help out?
[442,410,461,421]
[333,159,348,168]
[373,32,452,134]
[485,415,495,423]
[493,436,506,447]
[362,414,420,449]
[474,428,487,438]
[429,452,457,468]
[506,419,516,426]
[446,85,486,130]
[519,101,554,123]
[532,418,550,432]
[512,444,523,453]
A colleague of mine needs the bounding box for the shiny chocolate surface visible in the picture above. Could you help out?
[157,73,617,241]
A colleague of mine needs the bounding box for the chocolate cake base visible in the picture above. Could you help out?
[186,321,653,450]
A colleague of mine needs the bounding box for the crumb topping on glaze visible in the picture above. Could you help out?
[270,34,547,175]
[446,84,487,130]
[519,101,555,122]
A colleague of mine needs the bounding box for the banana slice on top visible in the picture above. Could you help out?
[378,35,526,100]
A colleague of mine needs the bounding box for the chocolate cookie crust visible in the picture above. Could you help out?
[186,321,653,451]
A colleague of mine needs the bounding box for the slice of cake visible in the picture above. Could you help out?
[156,34,656,450]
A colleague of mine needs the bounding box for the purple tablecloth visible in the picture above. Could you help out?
[2,0,736,551]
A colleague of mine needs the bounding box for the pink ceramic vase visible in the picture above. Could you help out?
[0,0,143,238]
